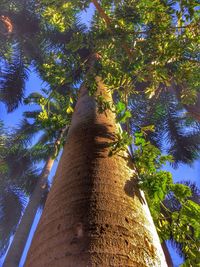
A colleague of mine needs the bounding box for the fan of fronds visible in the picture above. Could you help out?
[0,186,27,257]
[129,92,200,166]
[0,49,29,112]
[0,122,39,256]
[0,0,90,112]
[3,141,39,193]
[13,118,53,163]
[165,110,200,166]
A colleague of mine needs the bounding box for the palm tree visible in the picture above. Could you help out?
[0,121,38,256]
[128,93,200,264]
[3,156,54,267]
[0,187,26,257]
[0,0,43,111]
[0,0,90,112]
[129,91,200,166]
[0,9,86,260]
[3,90,73,266]
[0,7,87,259]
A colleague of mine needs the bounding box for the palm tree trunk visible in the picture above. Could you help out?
[3,157,54,267]
[162,242,173,267]
[25,78,167,266]
[3,124,68,267]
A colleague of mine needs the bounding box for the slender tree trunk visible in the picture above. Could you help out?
[25,78,167,267]
[162,242,173,267]
[3,124,67,267]
[3,157,54,267]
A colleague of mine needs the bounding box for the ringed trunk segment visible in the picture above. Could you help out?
[3,157,54,267]
[25,79,167,266]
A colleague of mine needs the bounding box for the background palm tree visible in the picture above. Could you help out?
[2,90,72,266]
[0,0,90,112]
[0,121,39,256]
[129,91,200,166]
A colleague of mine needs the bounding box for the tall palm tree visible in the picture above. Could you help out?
[3,157,54,267]
[0,121,39,256]
[3,91,71,267]
[0,10,86,259]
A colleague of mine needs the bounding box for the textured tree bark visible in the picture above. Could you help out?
[3,157,54,267]
[25,78,167,267]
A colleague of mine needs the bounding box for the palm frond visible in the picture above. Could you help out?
[14,167,39,195]
[0,187,26,256]
[165,111,200,166]
[1,136,40,194]
[30,142,55,163]
[129,92,200,165]
[0,49,29,112]
[13,119,41,146]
